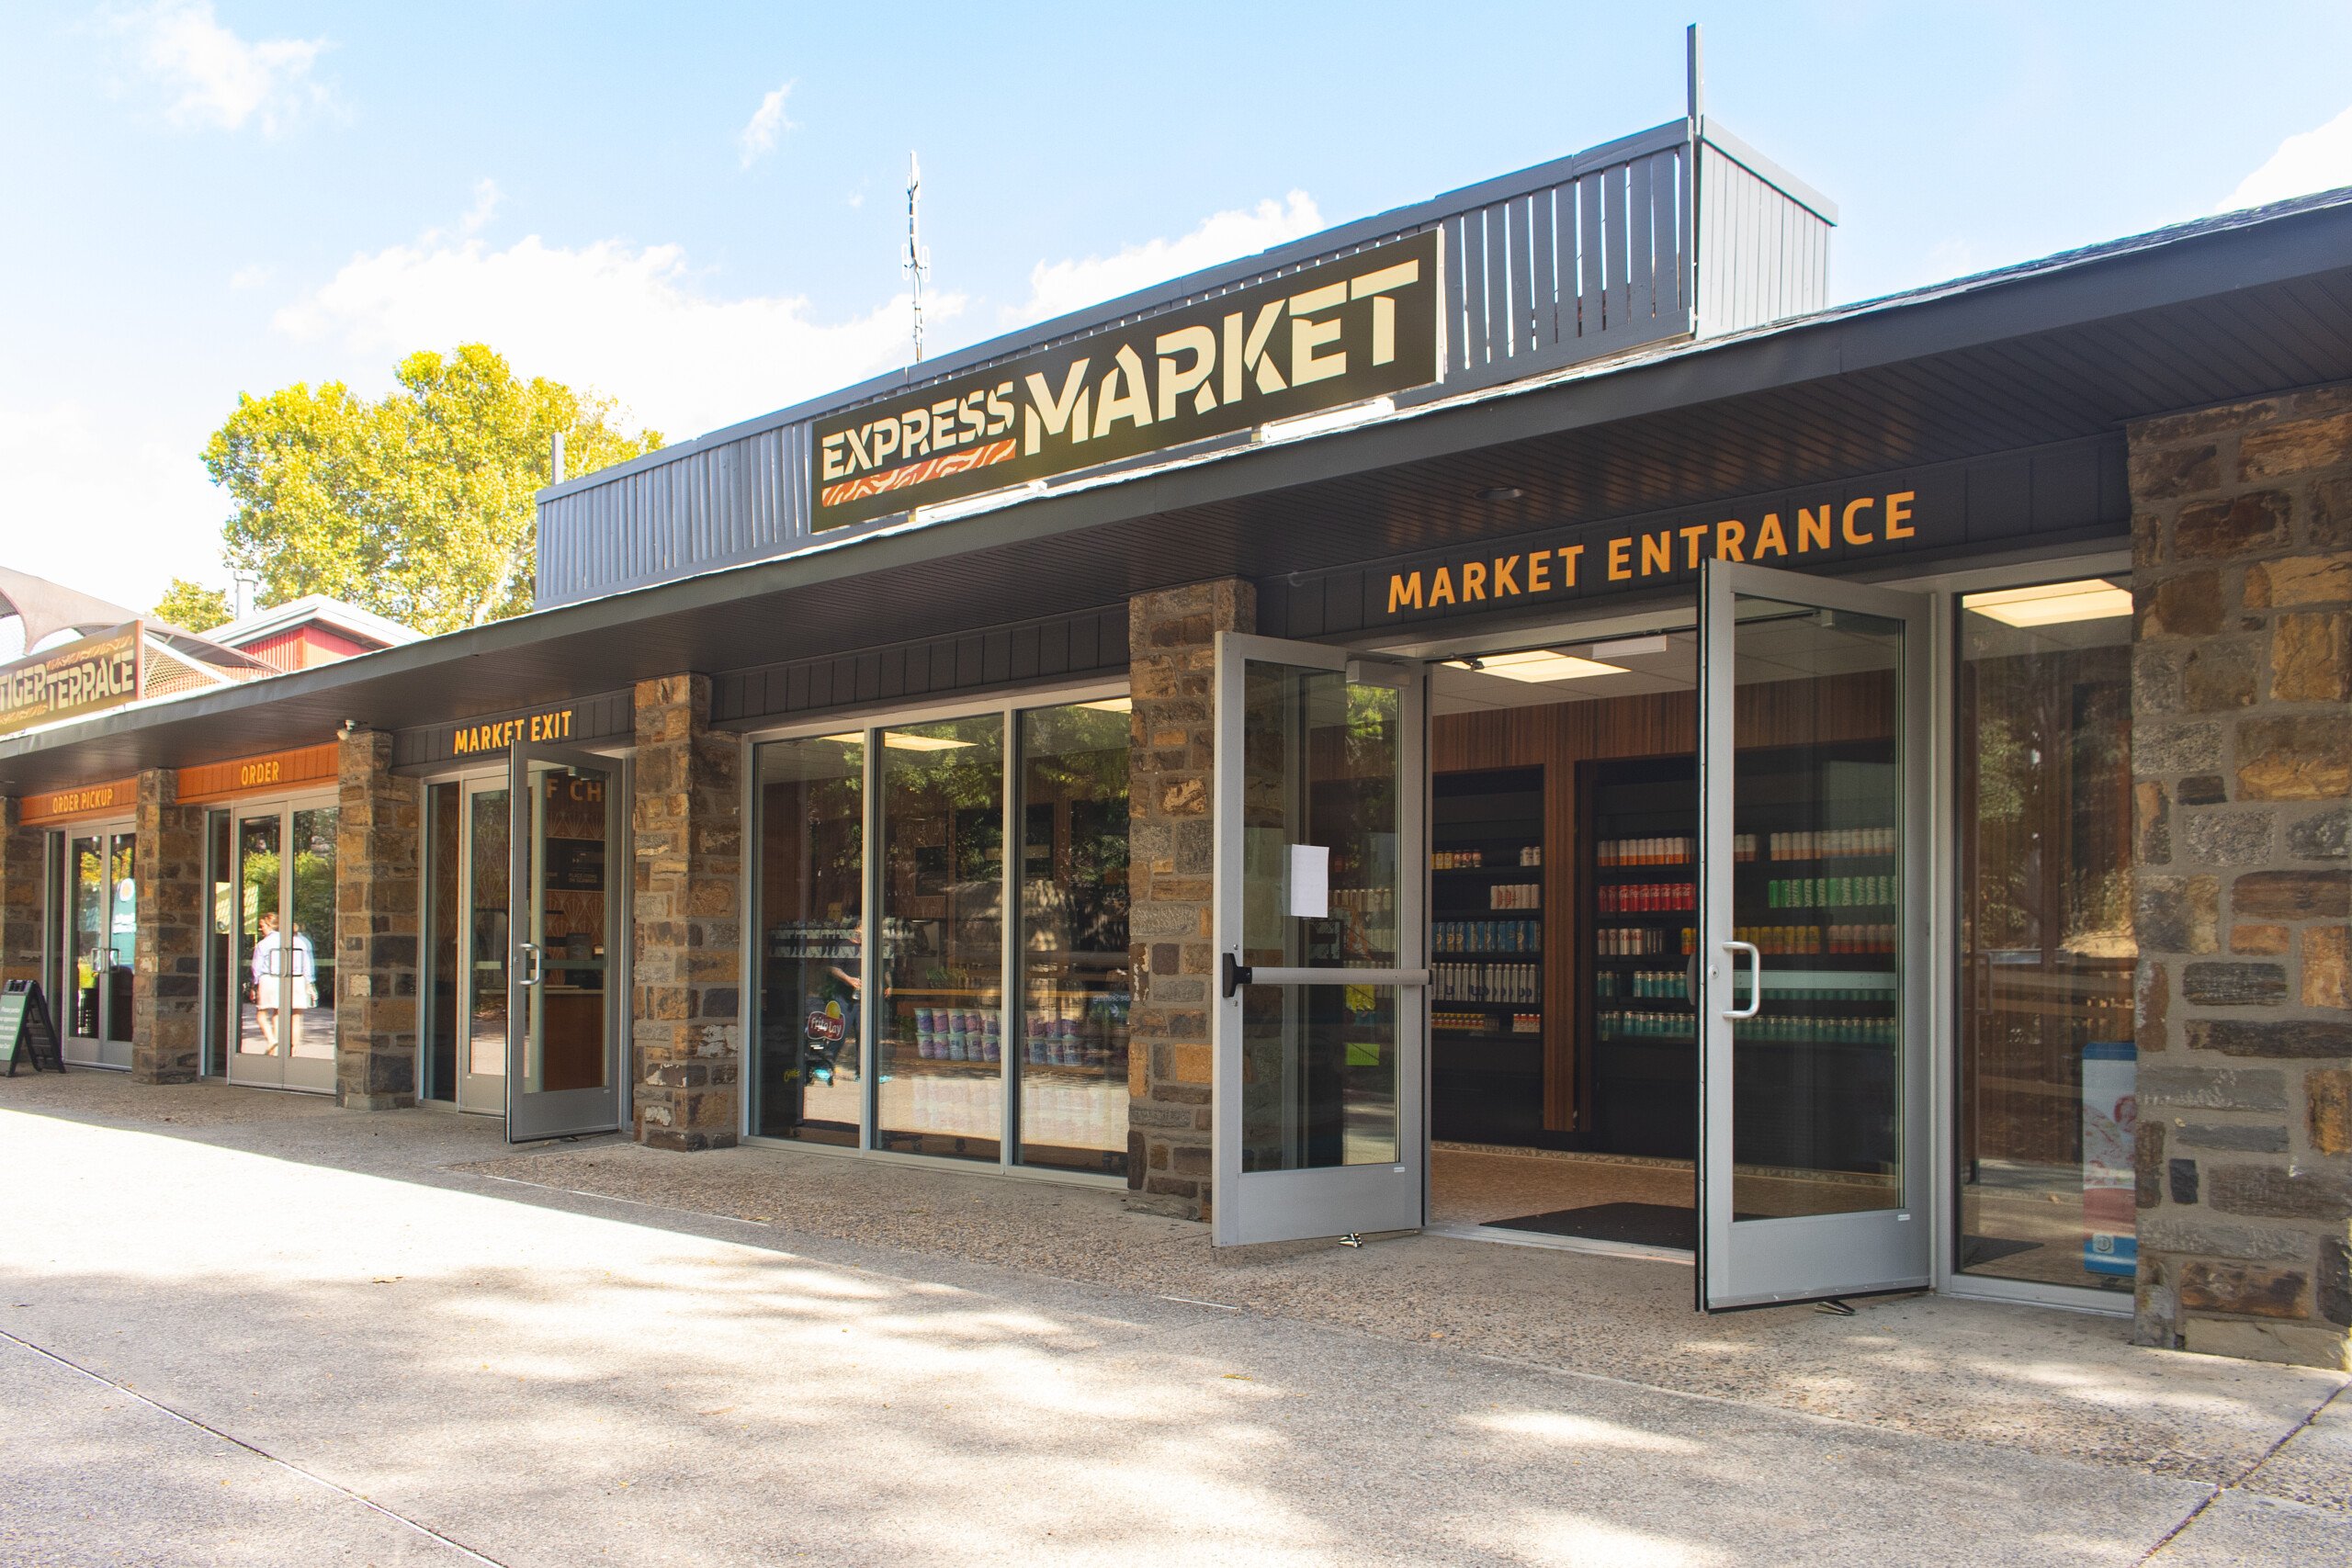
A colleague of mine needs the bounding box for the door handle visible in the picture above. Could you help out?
[519,942,545,987]
[1222,953,1430,999]
[1721,941,1762,1020]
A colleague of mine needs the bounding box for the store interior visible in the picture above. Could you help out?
[1423,615,1905,1255]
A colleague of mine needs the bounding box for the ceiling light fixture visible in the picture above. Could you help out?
[881,731,976,751]
[1442,649,1627,682]
[1589,634,1671,660]
[1078,696,1133,713]
[1478,486,1524,502]
[1963,579,2133,626]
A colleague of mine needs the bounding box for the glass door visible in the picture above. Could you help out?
[63,828,137,1068]
[226,801,338,1093]
[1696,559,1929,1309]
[1212,633,1428,1247]
[506,744,622,1141]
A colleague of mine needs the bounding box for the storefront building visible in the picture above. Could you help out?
[5,96,2349,1370]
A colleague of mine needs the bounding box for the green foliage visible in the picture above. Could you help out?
[152,577,232,631]
[201,344,662,636]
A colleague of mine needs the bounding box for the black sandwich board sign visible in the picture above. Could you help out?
[4,980,64,1075]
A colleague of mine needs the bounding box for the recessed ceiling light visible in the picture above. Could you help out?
[1963,579,2133,626]
[1478,486,1524,502]
[1077,696,1132,713]
[816,732,863,745]
[1443,649,1627,682]
[881,731,976,751]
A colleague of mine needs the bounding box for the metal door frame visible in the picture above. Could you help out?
[1696,558,1932,1309]
[221,792,340,1094]
[1211,631,1430,1247]
[506,742,628,1143]
[58,819,136,1068]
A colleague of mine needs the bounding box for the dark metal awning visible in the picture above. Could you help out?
[7,189,2352,797]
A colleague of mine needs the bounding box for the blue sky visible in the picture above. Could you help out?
[7,1,2352,612]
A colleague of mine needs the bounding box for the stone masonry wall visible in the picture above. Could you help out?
[130,769,204,1084]
[2129,386,2352,1371]
[1126,580,1254,1219]
[632,673,745,1151]
[0,797,41,987]
[335,729,423,1110]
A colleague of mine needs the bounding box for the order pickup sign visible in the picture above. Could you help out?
[812,229,1442,530]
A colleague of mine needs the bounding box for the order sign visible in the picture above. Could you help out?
[812,229,1442,530]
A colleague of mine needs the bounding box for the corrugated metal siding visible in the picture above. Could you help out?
[709,604,1129,728]
[536,121,1755,611]
[1696,139,1831,337]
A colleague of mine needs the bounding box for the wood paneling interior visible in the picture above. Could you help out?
[1433,671,1894,1136]
[1956,644,2135,1173]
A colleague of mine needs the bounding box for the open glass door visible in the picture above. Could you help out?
[507,744,624,1142]
[1697,559,1929,1308]
[1213,633,1427,1247]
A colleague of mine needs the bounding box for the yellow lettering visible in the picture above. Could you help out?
[1884,491,1915,539]
[820,434,848,482]
[1714,519,1747,561]
[1091,344,1155,438]
[1755,513,1788,558]
[1156,325,1218,420]
[1640,531,1672,576]
[1289,281,1349,387]
[1797,505,1831,553]
[1386,572,1424,614]
[1461,561,1487,601]
[1558,545,1584,586]
[1526,550,1552,593]
[1023,360,1093,456]
[1679,523,1711,570]
[1841,497,1876,546]
[1493,555,1521,596]
[1349,259,1419,367]
[1429,568,1455,607]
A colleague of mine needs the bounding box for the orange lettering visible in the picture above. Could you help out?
[1679,523,1712,570]
[1841,497,1875,546]
[1754,513,1788,558]
[1640,531,1672,576]
[1492,555,1521,596]
[1526,550,1552,594]
[1558,545,1584,586]
[1884,491,1915,539]
[1797,506,1831,553]
[1461,561,1487,601]
[1714,519,1747,561]
[1429,568,1455,607]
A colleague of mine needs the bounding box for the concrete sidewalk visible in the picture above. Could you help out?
[2,1075,2346,1565]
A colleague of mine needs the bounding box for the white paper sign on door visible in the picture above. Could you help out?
[1287,844,1330,919]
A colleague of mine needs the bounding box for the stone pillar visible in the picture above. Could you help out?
[335,729,423,1110]
[2128,386,2352,1371]
[130,769,204,1083]
[631,673,744,1152]
[0,797,42,987]
[1126,580,1254,1219]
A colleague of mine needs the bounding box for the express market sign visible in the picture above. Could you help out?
[0,623,143,737]
[814,230,1442,530]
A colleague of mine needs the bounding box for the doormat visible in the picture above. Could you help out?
[1483,1201,1756,1251]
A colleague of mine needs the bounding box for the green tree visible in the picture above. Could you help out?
[152,577,232,631]
[201,344,662,635]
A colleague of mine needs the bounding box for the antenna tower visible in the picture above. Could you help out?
[904,152,931,362]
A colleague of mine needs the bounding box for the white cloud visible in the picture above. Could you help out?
[275,233,962,441]
[739,81,796,168]
[2222,103,2352,211]
[460,178,502,235]
[228,261,273,289]
[1005,191,1323,325]
[113,0,330,134]
[0,399,224,611]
